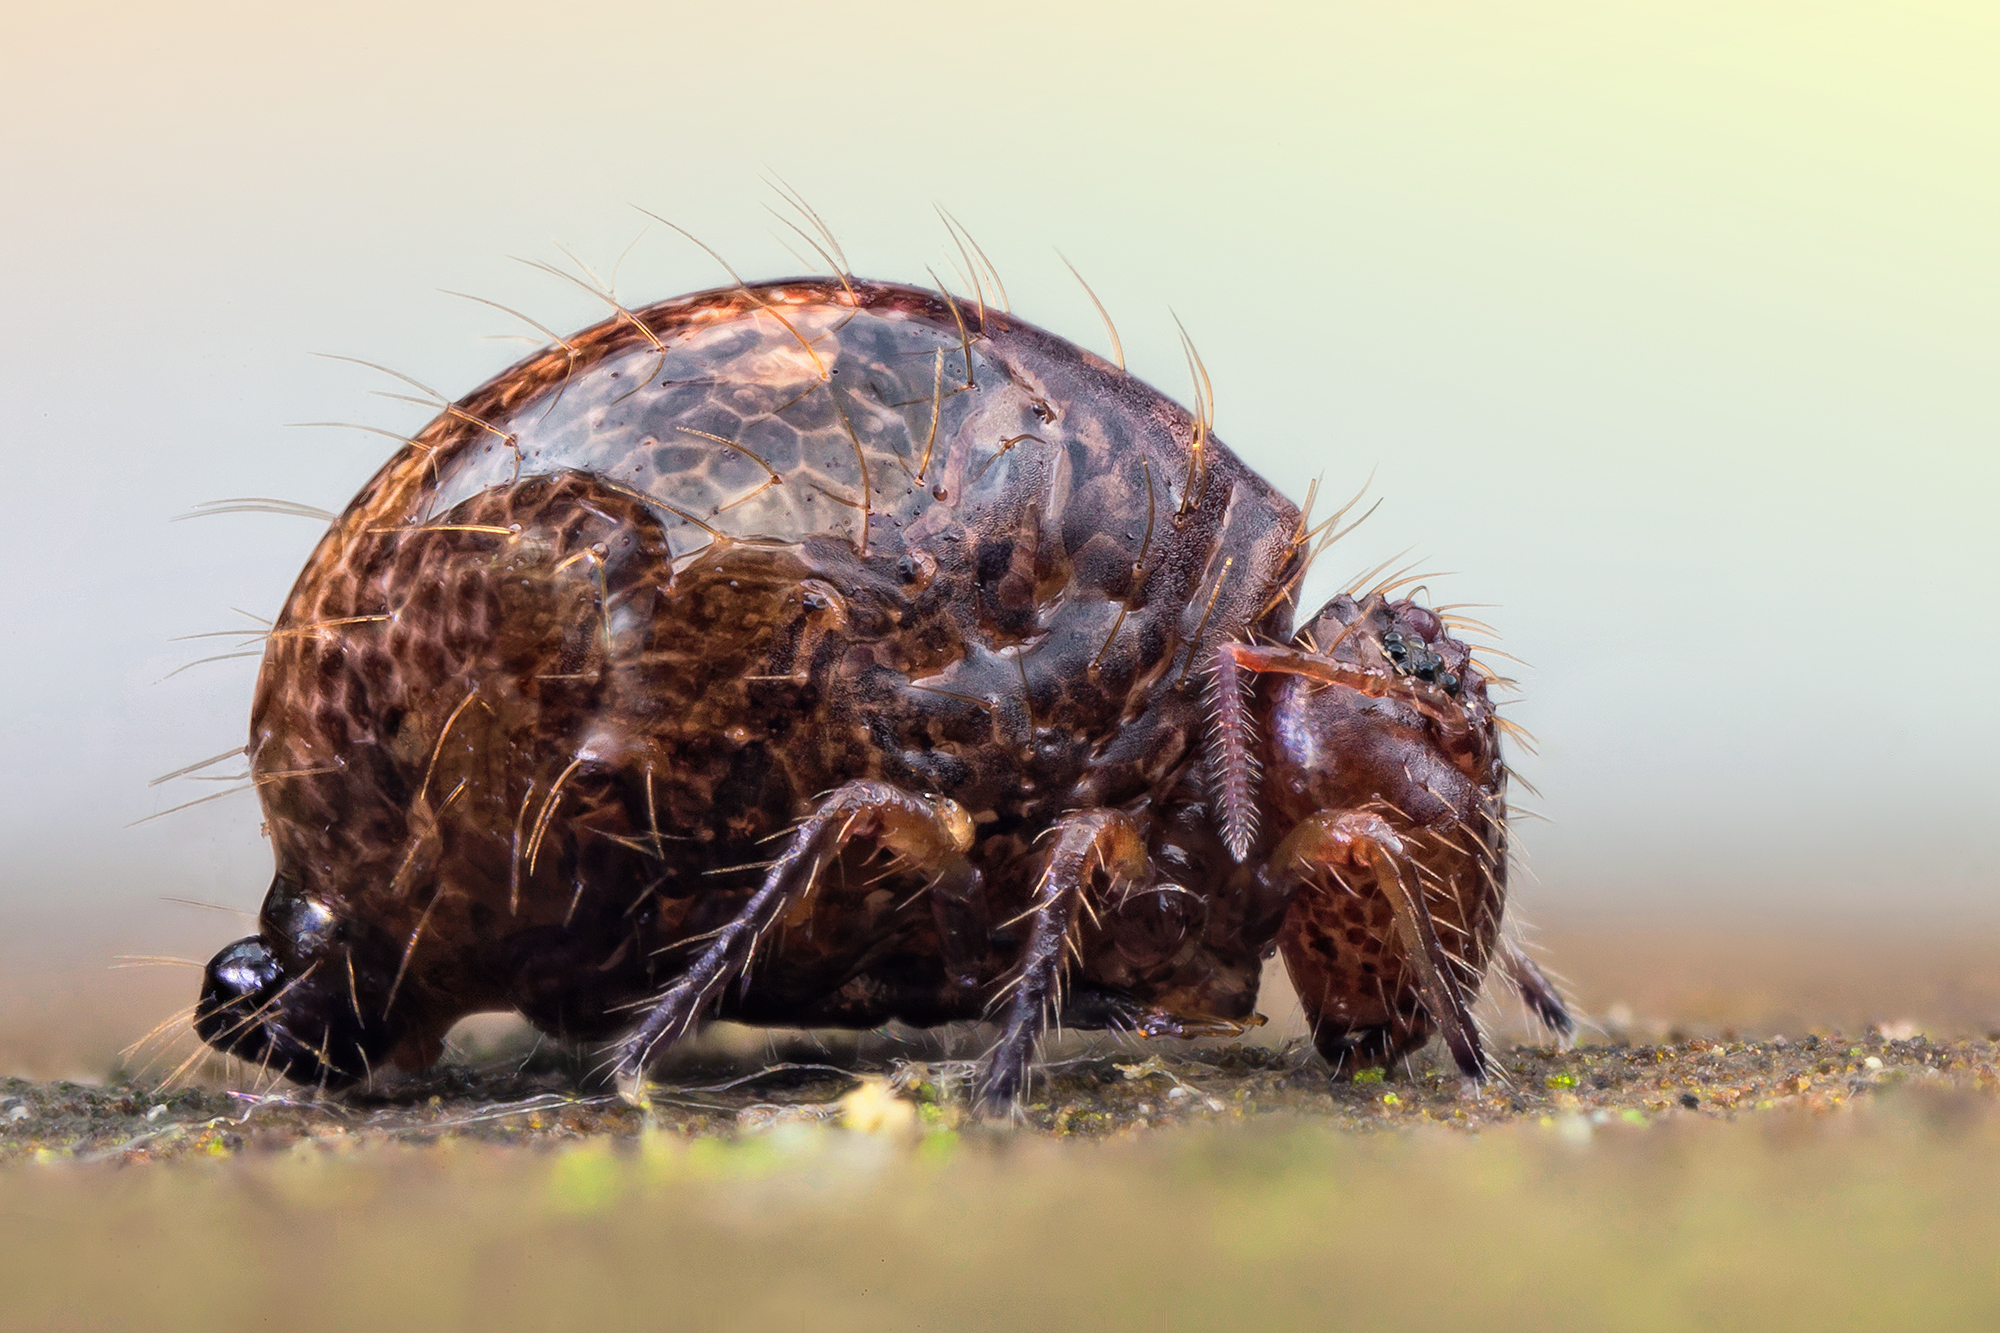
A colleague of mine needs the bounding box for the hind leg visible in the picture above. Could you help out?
[974,809,1148,1112]
[614,779,973,1097]
[1274,811,1491,1081]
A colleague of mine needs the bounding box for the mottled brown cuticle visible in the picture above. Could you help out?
[192,277,1567,1103]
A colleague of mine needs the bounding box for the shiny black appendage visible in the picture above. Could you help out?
[193,936,398,1087]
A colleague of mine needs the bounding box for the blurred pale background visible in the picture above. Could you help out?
[2,0,1995,1068]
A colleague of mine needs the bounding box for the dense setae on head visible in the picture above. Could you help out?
[1261,593,1501,832]
[1208,591,1513,1080]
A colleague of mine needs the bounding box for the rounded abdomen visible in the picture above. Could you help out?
[244,280,1306,1040]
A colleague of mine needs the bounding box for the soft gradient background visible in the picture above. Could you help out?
[3,0,1995,1068]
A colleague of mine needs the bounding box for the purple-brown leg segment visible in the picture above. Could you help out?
[975,809,1148,1109]
[1499,939,1576,1038]
[614,779,973,1095]
[1272,811,1490,1081]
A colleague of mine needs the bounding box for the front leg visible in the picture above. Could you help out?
[974,809,1148,1112]
[614,779,973,1099]
[1273,811,1492,1081]
[1499,939,1575,1039]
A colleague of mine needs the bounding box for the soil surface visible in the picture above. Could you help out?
[9,944,2000,1331]
[4,1030,1995,1163]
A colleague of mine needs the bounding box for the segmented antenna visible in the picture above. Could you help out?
[1205,645,1261,861]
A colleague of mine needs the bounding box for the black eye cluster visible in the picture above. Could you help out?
[1381,630,1461,696]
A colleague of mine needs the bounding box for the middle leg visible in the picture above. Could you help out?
[614,779,973,1097]
[975,808,1148,1111]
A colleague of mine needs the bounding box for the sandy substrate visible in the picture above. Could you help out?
[5,925,1999,1330]
[4,1038,2000,1331]
[3,1028,1996,1161]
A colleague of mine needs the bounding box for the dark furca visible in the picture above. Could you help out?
[192,278,1569,1106]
